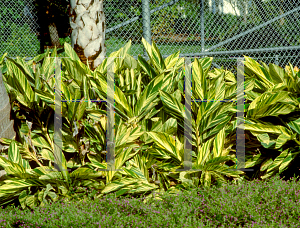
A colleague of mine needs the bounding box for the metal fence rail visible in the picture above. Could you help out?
[0,0,299,70]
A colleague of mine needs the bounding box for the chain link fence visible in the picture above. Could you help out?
[0,0,40,58]
[0,0,299,71]
[105,0,300,71]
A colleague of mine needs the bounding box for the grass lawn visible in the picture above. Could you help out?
[105,37,228,58]
[1,36,228,64]
[1,173,300,228]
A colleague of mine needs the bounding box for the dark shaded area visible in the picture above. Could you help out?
[32,0,71,54]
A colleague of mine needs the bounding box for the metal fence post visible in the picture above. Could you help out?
[176,58,193,172]
[275,54,279,65]
[229,57,253,172]
[53,57,64,173]
[221,0,223,14]
[106,57,122,172]
[142,0,152,57]
[201,0,205,52]
[212,0,216,14]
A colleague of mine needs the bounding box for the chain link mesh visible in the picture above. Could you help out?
[104,0,300,71]
[0,0,40,58]
[0,0,299,71]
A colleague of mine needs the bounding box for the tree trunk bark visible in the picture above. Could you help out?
[48,22,62,47]
[69,0,106,71]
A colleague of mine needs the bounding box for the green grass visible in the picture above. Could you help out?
[1,173,300,228]
[1,35,226,60]
[105,37,229,58]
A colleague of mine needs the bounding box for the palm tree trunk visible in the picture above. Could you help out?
[48,22,62,47]
[69,0,106,71]
[0,69,16,150]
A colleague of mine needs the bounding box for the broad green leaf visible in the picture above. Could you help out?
[178,172,194,188]
[106,147,139,183]
[35,89,55,105]
[146,147,172,161]
[70,167,102,179]
[25,194,39,209]
[141,37,152,60]
[269,63,285,84]
[0,179,34,191]
[75,97,87,121]
[260,170,277,180]
[198,57,213,75]
[275,134,291,149]
[137,55,156,79]
[287,117,300,134]
[279,151,300,174]
[119,40,132,57]
[114,85,133,117]
[121,166,147,182]
[164,51,180,69]
[40,149,55,161]
[8,141,22,166]
[266,149,289,173]
[256,133,271,146]
[127,155,149,181]
[124,53,138,69]
[61,134,79,153]
[134,74,163,119]
[159,90,184,120]
[147,132,182,164]
[0,53,7,65]
[244,56,273,88]
[31,133,52,151]
[113,188,132,198]
[39,171,64,181]
[7,57,35,87]
[244,122,290,136]
[0,156,29,178]
[41,55,55,82]
[247,91,295,118]
[87,154,107,170]
[151,41,165,73]
[196,138,214,167]
[103,178,158,198]
[244,154,263,168]
[19,190,29,210]
[213,128,225,158]
[6,59,35,105]
[64,42,80,61]
[50,150,70,183]
[200,171,211,187]
[201,113,233,141]
[115,126,144,149]
[260,158,273,172]
[192,58,206,100]
[30,166,52,176]
[101,178,138,195]
[62,59,87,87]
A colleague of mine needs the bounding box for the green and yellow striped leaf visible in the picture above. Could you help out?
[266,149,289,173]
[279,150,300,174]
